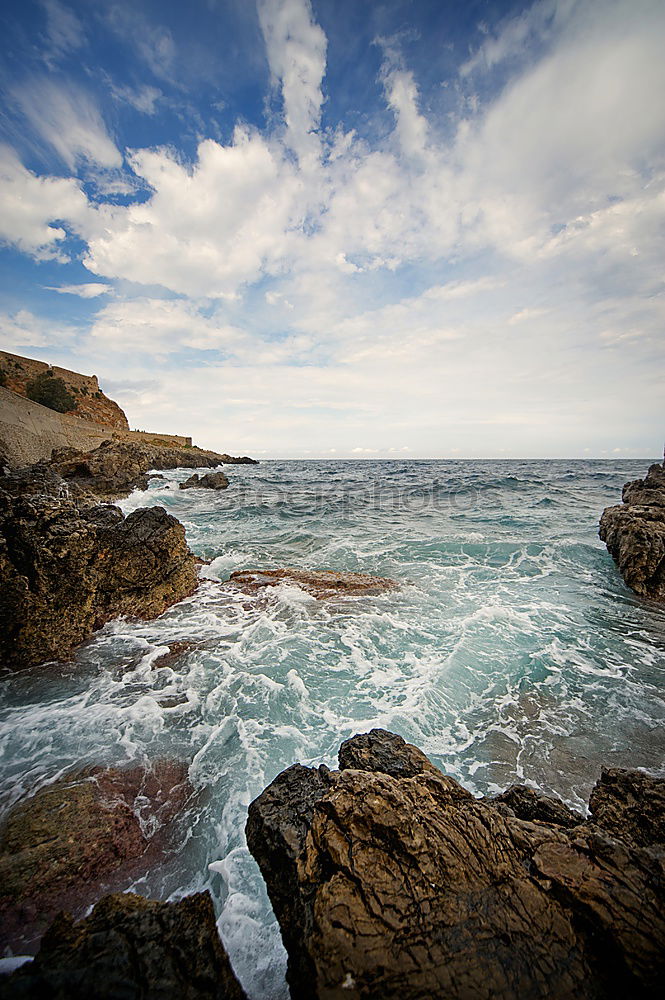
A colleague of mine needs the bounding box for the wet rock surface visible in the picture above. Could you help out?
[599,462,665,601]
[0,891,247,1000]
[0,490,198,669]
[0,761,192,954]
[229,567,398,599]
[180,471,230,490]
[247,728,665,1000]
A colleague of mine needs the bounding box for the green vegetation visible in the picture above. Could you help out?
[26,372,77,413]
[0,368,6,387]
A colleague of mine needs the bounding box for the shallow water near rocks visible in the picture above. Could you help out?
[2,459,665,997]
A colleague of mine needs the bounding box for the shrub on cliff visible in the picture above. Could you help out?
[26,371,77,413]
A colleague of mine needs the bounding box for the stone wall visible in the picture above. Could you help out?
[0,387,111,467]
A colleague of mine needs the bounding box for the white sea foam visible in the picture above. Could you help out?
[2,460,664,994]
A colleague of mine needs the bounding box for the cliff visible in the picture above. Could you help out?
[0,351,129,430]
[599,462,665,602]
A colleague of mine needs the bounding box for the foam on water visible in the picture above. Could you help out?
[1,459,665,997]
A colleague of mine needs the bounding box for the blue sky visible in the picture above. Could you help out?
[0,0,663,458]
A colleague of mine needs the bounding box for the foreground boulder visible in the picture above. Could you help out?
[599,462,665,601]
[0,490,198,669]
[180,471,230,491]
[229,567,398,599]
[246,729,665,1000]
[0,761,191,954]
[0,891,247,999]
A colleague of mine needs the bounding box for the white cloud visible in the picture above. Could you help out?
[41,0,85,64]
[87,298,249,354]
[258,0,327,167]
[0,309,79,350]
[11,78,122,170]
[0,146,89,257]
[82,129,302,296]
[110,83,162,115]
[48,283,112,298]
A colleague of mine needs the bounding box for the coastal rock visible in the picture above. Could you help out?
[49,441,150,498]
[0,891,247,999]
[599,462,665,601]
[0,761,191,954]
[139,444,256,470]
[0,491,198,669]
[179,471,230,490]
[246,729,665,1000]
[229,567,398,599]
[588,767,665,848]
[489,783,584,827]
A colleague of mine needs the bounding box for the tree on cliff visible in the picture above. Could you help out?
[26,372,77,413]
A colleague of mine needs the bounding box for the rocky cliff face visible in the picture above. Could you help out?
[599,462,665,601]
[0,891,247,1000]
[0,477,198,670]
[0,350,129,430]
[247,729,665,1000]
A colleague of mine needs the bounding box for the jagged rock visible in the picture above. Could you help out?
[247,729,665,1000]
[599,462,665,601]
[139,445,256,470]
[179,471,230,491]
[338,728,439,778]
[229,567,398,599]
[50,441,150,498]
[0,491,198,669]
[489,783,584,827]
[0,761,191,954]
[0,891,247,999]
[588,767,665,848]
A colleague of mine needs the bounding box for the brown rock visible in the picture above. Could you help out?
[0,891,247,999]
[0,761,192,954]
[246,729,665,1000]
[588,767,665,848]
[489,783,584,827]
[179,471,230,490]
[599,462,665,601]
[228,567,398,599]
[0,491,198,669]
[50,440,150,498]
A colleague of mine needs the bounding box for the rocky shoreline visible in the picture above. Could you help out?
[599,461,665,602]
[1,457,664,996]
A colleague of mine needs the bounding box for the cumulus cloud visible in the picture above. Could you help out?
[0,146,89,257]
[1,0,664,455]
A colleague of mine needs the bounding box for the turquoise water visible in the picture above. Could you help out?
[2,459,665,996]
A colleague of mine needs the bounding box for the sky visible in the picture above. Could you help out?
[0,0,663,459]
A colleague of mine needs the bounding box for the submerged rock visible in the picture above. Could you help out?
[0,891,247,999]
[179,471,230,490]
[246,728,665,1000]
[599,462,665,601]
[0,761,192,954]
[0,491,198,669]
[228,567,398,599]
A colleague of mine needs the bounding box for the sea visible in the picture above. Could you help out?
[2,459,664,997]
